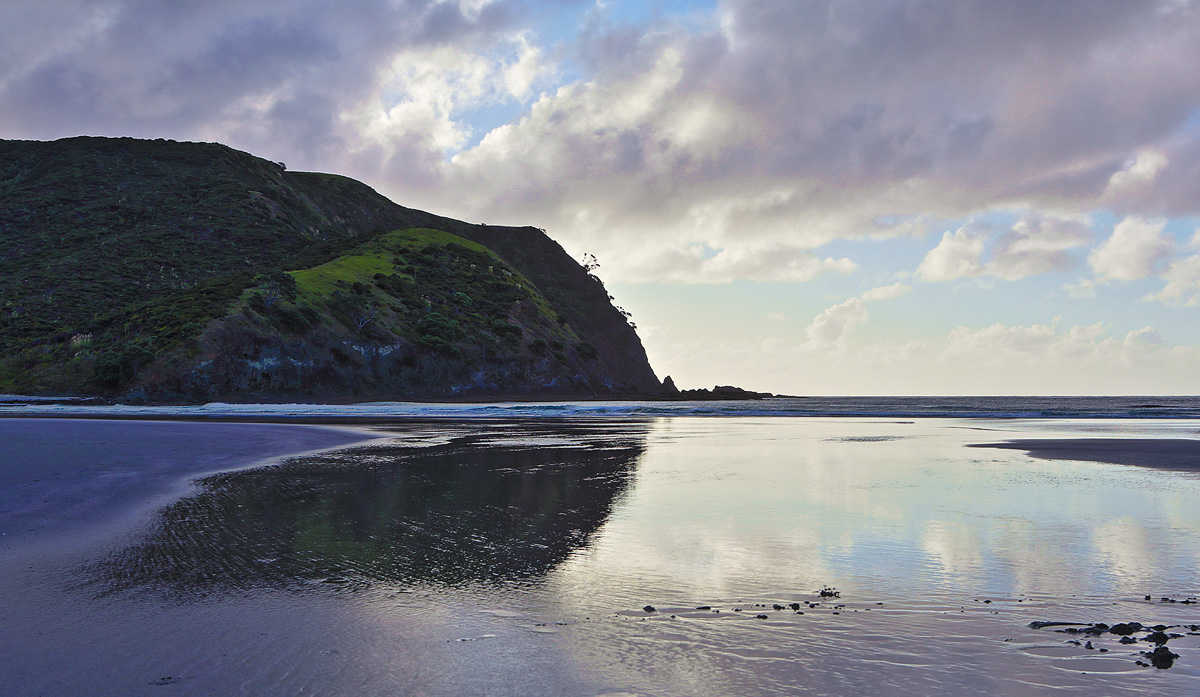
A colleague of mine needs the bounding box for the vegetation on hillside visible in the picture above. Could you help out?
[0,137,644,398]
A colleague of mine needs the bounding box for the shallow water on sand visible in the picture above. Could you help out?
[3,416,1200,695]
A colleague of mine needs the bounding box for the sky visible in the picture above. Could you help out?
[3,0,1200,395]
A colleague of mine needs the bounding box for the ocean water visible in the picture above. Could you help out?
[5,394,1200,419]
[1,411,1199,695]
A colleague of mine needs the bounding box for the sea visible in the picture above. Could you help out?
[4,394,1200,419]
[1,396,1199,695]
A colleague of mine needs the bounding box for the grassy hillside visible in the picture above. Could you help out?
[0,136,659,399]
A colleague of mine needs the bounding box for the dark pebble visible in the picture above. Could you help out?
[643,605,656,613]
[789,603,801,611]
[1109,622,1141,635]
[696,606,712,610]
[1145,631,1170,646]
[1119,636,1138,645]
[755,614,768,619]
[773,604,784,611]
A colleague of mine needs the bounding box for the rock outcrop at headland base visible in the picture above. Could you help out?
[0,136,663,401]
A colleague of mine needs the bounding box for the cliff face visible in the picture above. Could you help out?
[0,136,662,400]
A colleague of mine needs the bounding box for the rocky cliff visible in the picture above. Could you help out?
[0,136,662,400]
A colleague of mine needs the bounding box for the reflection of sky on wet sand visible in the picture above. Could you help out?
[551,418,1200,603]
[542,418,1200,695]
[6,417,1200,696]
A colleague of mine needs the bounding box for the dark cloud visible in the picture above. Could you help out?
[2,0,1199,281]
[437,0,1200,278]
[0,0,525,166]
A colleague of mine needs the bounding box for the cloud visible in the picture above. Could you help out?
[432,0,1200,281]
[917,213,1091,283]
[805,297,868,347]
[0,0,529,170]
[2,1,1200,283]
[802,282,909,349]
[1148,253,1200,305]
[861,282,912,301]
[644,317,1200,395]
[939,321,1174,373]
[1104,148,1170,198]
[1087,216,1176,281]
[916,225,987,281]
[988,213,1091,280]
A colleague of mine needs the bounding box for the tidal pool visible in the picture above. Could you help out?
[2,416,1199,695]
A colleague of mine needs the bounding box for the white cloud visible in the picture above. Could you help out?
[1104,148,1169,198]
[917,226,986,281]
[1087,216,1175,281]
[1148,253,1200,305]
[805,298,868,347]
[988,213,1091,280]
[917,213,1091,283]
[502,36,546,98]
[617,242,856,284]
[802,283,911,349]
[861,282,912,301]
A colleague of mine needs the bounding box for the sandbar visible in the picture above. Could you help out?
[969,438,1200,472]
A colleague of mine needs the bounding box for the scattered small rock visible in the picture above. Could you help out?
[754,614,768,620]
[1144,631,1170,646]
[643,605,656,613]
[1146,646,1180,669]
[150,677,180,686]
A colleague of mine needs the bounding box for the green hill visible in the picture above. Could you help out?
[0,136,662,400]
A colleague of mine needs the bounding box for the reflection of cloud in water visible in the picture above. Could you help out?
[86,423,647,596]
[1092,517,1155,594]
[921,519,984,581]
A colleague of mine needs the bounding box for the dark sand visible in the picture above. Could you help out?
[0,418,382,550]
[970,438,1200,472]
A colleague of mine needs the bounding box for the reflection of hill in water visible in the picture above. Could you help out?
[91,424,646,596]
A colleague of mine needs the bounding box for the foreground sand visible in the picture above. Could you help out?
[0,418,381,550]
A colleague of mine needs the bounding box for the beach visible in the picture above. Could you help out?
[1,411,1199,695]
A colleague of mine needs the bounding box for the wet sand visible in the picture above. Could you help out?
[969,438,1200,472]
[3,417,1200,695]
[0,418,383,550]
